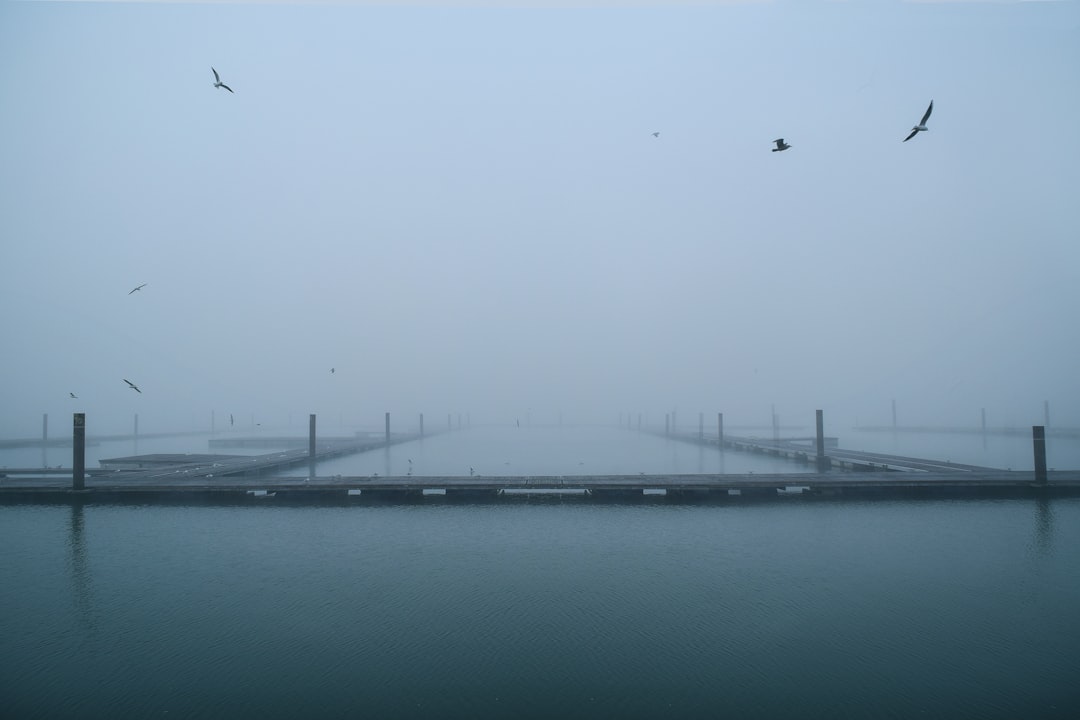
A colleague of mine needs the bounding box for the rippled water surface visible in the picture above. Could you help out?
[2,499,1078,719]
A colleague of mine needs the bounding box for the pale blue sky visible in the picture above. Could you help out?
[2,0,1078,435]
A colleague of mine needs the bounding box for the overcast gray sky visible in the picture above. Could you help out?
[2,0,1078,436]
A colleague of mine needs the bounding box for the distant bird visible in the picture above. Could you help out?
[772,138,791,152]
[469,467,475,476]
[330,368,335,374]
[212,67,234,93]
[651,132,660,138]
[69,392,78,399]
[903,100,933,142]
[123,379,142,394]
[230,413,234,426]
[128,283,147,295]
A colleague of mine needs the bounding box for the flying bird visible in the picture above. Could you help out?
[903,100,933,142]
[772,138,791,152]
[330,368,335,374]
[123,379,142,394]
[212,67,234,93]
[651,132,660,138]
[69,392,78,399]
[230,413,234,426]
[128,283,147,295]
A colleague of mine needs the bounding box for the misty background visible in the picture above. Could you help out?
[2,0,1078,438]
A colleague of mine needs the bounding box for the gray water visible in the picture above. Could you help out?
[2,498,1078,719]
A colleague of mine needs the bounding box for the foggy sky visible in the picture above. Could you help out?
[2,0,1078,437]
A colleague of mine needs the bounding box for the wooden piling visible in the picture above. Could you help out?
[308,414,316,458]
[73,413,85,491]
[1033,426,1048,484]
[816,409,830,471]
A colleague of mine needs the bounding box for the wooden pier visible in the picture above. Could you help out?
[2,470,1079,505]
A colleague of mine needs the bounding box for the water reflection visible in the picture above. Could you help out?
[1033,496,1054,557]
[67,503,98,632]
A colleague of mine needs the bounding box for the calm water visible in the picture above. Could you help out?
[283,425,817,477]
[2,499,1078,719]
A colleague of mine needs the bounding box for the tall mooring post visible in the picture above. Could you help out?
[419,413,425,438]
[308,414,316,479]
[698,412,704,441]
[385,412,391,444]
[816,409,830,472]
[73,413,85,491]
[1033,426,1048,484]
[718,413,724,448]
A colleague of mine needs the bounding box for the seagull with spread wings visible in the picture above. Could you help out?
[904,100,933,142]
[129,283,147,295]
[772,138,791,152]
[123,379,142,394]
[212,67,234,93]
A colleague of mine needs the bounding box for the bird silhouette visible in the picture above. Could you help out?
[128,283,147,294]
[772,138,791,152]
[904,100,933,142]
[212,67,234,93]
[651,132,660,138]
[123,379,141,394]
[69,392,78,399]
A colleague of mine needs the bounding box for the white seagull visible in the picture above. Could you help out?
[128,283,147,295]
[212,67,234,94]
[904,100,933,142]
[772,138,791,152]
[123,379,142,394]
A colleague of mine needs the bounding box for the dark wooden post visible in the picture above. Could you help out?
[1033,426,1048,484]
[718,413,724,448]
[73,413,85,491]
[385,412,391,444]
[816,409,829,472]
[309,414,316,458]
